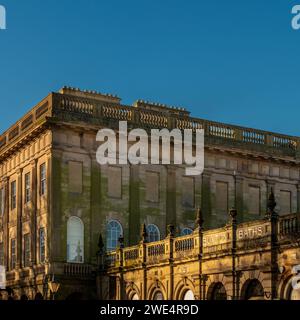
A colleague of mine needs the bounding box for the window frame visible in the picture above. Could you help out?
[24,172,31,204]
[67,216,84,263]
[39,227,46,264]
[146,224,161,243]
[23,233,31,267]
[11,180,16,210]
[40,163,46,196]
[106,220,123,252]
[11,238,16,270]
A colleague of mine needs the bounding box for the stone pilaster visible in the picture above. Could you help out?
[235,175,244,223]
[128,165,140,245]
[16,169,23,269]
[2,177,9,269]
[166,166,176,228]
[201,170,212,229]
[30,160,38,265]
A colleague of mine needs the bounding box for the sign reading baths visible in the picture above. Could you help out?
[203,224,268,246]
[96,121,204,176]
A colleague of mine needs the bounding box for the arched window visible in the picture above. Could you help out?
[67,216,84,263]
[146,224,160,243]
[242,279,264,300]
[153,291,164,300]
[181,228,193,236]
[131,293,139,300]
[106,220,123,251]
[183,289,195,300]
[208,282,227,300]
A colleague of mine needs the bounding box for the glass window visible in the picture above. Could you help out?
[39,228,46,263]
[146,224,160,243]
[183,289,195,300]
[131,293,139,300]
[24,233,31,267]
[181,228,193,236]
[153,291,164,300]
[11,181,16,210]
[25,173,31,203]
[106,220,123,251]
[11,238,16,270]
[67,217,84,263]
[40,163,46,196]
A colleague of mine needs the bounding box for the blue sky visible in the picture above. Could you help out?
[0,0,300,135]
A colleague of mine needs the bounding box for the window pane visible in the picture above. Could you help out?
[39,228,45,263]
[146,224,160,242]
[25,173,31,203]
[67,217,84,263]
[11,239,16,270]
[11,181,16,210]
[24,233,31,267]
[106,220,123,251]
[40,163,46,195]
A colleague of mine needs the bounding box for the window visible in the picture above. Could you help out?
[0,188,4,216]
[146,224,160,242]
[39,228,46,263]
[131,293,139,300]
[146,172,159,202]
[25,173,31,203]
[153,291,164,300]
[23,233,31,267]
[182,177,195,207]
[181,228,193,236]
[0,242,4,266]
[183,289,195,300]
[11,239,16,270]
[107,167,122,198]
[11,181,16,210]
[67,217,84,263]
[40,163,46,196]
[68,161,83,193]
[106,220,123,251]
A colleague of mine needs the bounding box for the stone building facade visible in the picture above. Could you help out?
[0,86,299,299]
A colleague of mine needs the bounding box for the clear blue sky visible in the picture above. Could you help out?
[0,0,300,135]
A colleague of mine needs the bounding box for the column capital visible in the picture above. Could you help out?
[16,168,23,175]
[30,159,38,168]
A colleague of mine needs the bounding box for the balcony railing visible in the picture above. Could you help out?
[106,213,300,270]
[0,88,299,159]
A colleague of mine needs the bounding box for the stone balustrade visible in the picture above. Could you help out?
[0,88,299,159]
[106,213,300,270]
